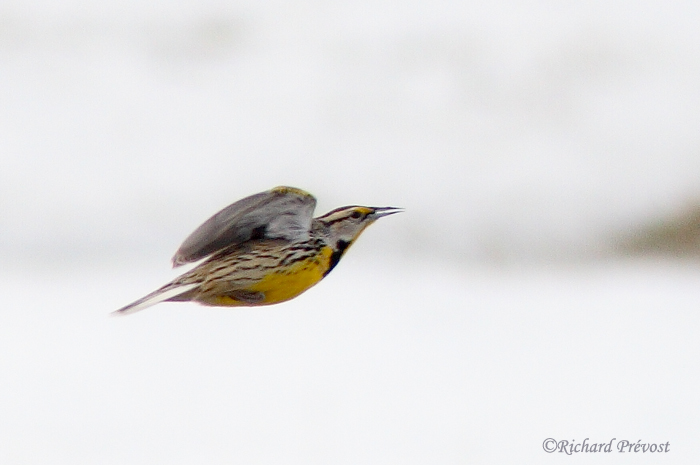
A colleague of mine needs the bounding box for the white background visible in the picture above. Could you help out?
[1,0,699,463]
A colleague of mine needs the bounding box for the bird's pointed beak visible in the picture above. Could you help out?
[370,207,404,219]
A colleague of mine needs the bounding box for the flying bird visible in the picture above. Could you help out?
[114,186,401,314]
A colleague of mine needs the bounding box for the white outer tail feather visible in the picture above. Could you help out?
[112,283,199,316]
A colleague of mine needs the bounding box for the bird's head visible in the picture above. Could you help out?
[316,205,403,253]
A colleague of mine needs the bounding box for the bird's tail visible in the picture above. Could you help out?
[112,282,200,316]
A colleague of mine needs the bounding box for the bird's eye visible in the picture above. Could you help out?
[350,211,362,219]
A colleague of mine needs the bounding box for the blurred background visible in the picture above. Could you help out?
[1,0,699,463]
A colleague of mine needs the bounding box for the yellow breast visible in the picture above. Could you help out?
[208,246,334,306]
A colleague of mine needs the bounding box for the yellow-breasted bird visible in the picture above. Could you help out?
[114,186,401,315]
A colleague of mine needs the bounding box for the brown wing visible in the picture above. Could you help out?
[171,186,316,267]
